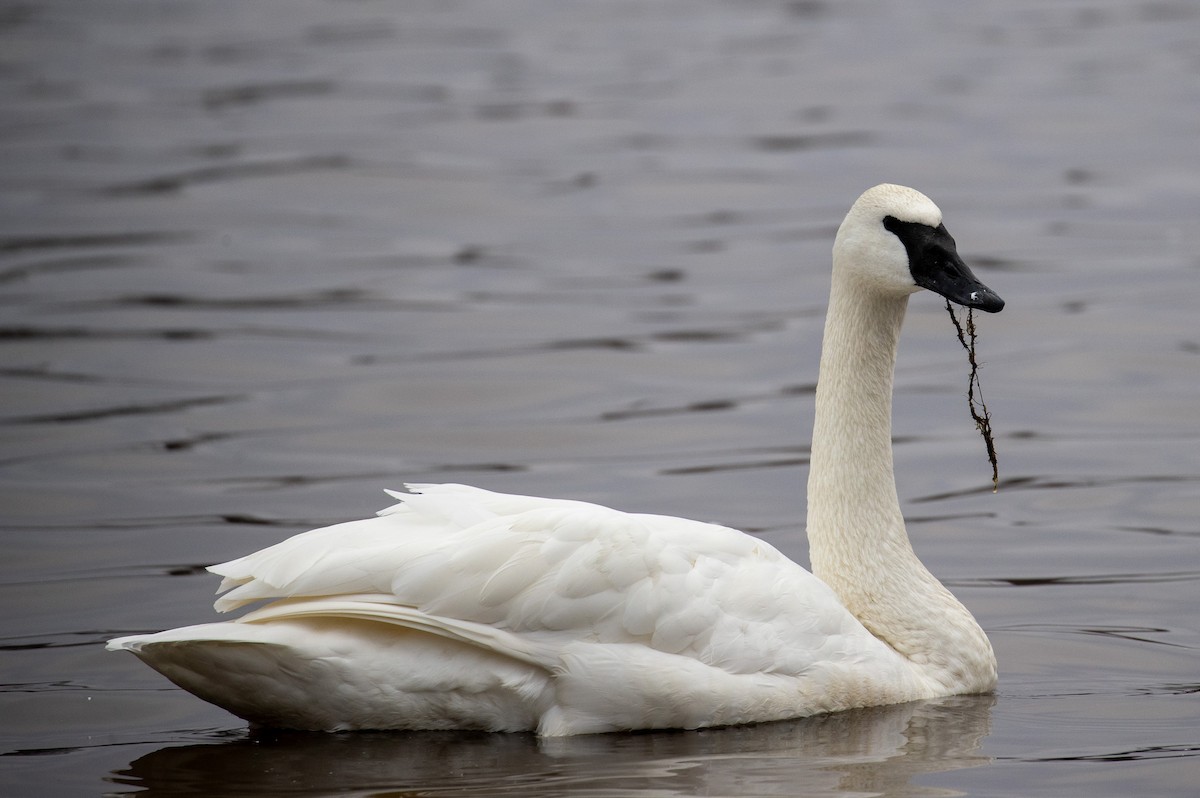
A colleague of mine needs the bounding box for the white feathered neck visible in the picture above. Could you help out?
[806,206,996,694]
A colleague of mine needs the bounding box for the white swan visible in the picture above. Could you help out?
[108,184,1004,736]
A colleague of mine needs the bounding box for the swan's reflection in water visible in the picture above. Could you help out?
[110,695,994,797]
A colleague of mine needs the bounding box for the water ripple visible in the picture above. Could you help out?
[751,131,874,152]
[101,154,353,195]
[995,623,1194,649]
[0,232,189,255]
[966,571,1200,587]
[913,474,1200,503]
[1014,744,1200,763]
[200,79,336,110]
[1,395,240,426]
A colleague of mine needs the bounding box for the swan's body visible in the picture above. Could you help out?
[109,184,1003,736]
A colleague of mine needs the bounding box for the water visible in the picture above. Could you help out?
[2,1,1198,795]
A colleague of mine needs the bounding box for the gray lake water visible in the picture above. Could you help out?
[2,1,1198,795]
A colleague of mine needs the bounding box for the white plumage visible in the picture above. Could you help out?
[109,184,1003,735]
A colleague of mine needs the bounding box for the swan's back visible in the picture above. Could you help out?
[218,484,887,672]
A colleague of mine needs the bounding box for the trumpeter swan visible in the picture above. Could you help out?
[109,183,1004,736]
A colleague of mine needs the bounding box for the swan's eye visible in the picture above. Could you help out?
[882,216,951,269]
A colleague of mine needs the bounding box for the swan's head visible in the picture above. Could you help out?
[833,184,1004,312]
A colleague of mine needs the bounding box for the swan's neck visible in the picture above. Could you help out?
[806,270,996,692]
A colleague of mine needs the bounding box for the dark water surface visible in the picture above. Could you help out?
[3,1,1199,795]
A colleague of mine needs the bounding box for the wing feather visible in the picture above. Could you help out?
[207,484,886,679]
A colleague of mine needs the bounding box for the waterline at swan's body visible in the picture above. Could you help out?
[109,184,1004,736]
